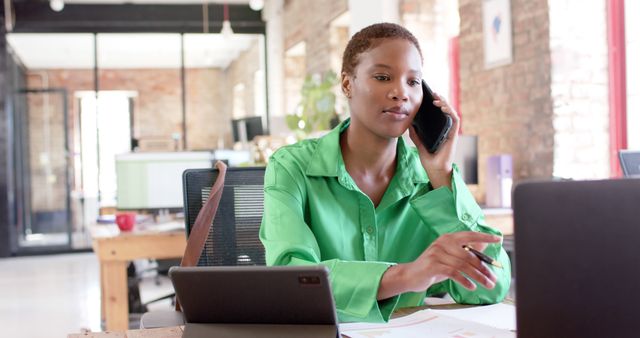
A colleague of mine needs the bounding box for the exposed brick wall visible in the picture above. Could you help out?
[283,0,348,74]
[99,69,183,142]
[226,39,263,120]
[280,0,348,127]
[329,25,349,75]
[459,0,554,202]
[24,92,68,212]
[26,71,89,212]
[26,70,93,144]
[549,0,609,179]
[284,54,305,116]
[400,0,459,94]
[283,0,307,53]
[26,68,234,151]
[185,68,226,150]
[24,67,231,209]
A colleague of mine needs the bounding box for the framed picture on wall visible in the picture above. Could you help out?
[483,0,513,68]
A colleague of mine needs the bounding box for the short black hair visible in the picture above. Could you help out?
[341,22,423,76]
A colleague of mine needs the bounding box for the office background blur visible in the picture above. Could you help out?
[0,0,636,335]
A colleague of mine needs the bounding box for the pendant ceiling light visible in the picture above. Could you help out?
[202,1,209,33]
[249,0,264,11]
[4,0,14,31]
[221,3,234,39]
[50,0,64,12]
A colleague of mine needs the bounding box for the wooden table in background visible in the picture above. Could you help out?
[483,207,513,236]
[90,223,187,332]
[68,326,184,338]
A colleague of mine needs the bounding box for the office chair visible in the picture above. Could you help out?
[183,167,266,267]
[139,166,266,329]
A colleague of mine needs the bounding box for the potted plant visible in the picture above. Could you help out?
[286,71,340,139]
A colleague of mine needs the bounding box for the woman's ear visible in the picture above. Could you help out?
[341,72,352,99]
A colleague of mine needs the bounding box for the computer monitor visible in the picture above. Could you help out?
[514,178,640,337]
[232,116,264,144]
[619,150,640,177]
[116,151,214,210]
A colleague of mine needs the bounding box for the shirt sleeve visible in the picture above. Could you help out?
[259,157,400,323]
[409,164,512,304]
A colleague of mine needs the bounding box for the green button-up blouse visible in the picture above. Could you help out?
[259,119,511,323]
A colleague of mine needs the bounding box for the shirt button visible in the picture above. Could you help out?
[366,226,374,234]
[462,213,471,221]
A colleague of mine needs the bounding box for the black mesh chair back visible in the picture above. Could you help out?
[182,167,266,267]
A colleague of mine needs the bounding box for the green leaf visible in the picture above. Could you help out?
[285,70,339,137]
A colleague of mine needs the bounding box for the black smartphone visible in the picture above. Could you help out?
[411,80,453,153]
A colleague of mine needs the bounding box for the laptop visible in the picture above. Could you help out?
[619,150,640,177]
[169,265,339,338]
[513,178,640,338]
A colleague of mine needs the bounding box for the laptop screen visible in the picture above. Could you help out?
[170,265,338,326]
[513,178,640,338]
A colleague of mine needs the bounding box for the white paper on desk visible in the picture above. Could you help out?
[431,303,516,331]
[340,309,515,338]
[146,221,185,232]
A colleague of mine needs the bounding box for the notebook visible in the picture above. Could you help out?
[169,265,339,338]
[513,178,640,338]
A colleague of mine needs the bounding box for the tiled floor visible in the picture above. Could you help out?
[0,253,174,338]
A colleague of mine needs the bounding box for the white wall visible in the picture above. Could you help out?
[549,0,610,179]
[626,0,640,150]
[263,0,285,122]
[348,0,400,35]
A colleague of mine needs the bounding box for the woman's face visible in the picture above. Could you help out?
[343,38,423,140]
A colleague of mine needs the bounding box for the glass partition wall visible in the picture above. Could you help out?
[15,89,72,249]
[95,33,182,210]
[183,33,266,151]
[7,33,95,252]
[6,32,267,253]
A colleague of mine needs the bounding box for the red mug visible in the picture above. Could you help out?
[115,212,136,232]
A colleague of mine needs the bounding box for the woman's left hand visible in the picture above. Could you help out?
[408,92,460,189]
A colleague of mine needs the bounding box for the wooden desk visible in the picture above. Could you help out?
[483,208,513,236]
[90,223,187,332]
[69,326,183,338]
[69,299,515,337]
[86,210,511,333]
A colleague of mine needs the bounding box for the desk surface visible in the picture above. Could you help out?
[69,299,516,337]
[483,208,513,236]
[68,326,184,338]
[91,222,187,332]
[91,222,186,262]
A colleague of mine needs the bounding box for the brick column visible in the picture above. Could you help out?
[283,0,348,74]
[550,0,609,179]
[459,0,554,202]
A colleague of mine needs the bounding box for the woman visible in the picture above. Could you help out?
[260,22,511,323]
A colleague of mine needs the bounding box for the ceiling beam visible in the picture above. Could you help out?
[8,2,265,34]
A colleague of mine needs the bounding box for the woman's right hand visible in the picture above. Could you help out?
[378,231,501,299]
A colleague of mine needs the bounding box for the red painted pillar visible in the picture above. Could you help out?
[449,36,461,133]
[607,0,627,177]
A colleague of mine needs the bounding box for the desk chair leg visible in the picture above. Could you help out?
[99,264,106,323]
[103,261,129,331]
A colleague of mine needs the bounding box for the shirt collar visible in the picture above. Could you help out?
[305,118,349,177]
[305,118,429,186]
